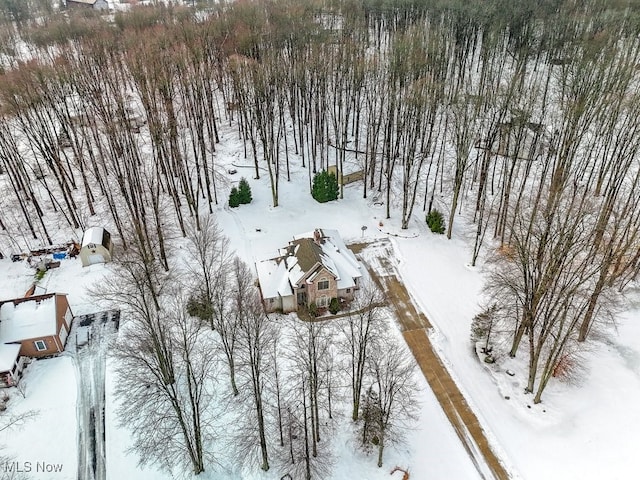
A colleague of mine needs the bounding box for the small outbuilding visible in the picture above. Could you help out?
[66,0,109,10]
[80,227,113,267]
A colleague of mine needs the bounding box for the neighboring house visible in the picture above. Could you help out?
[256,229,362,313]
[0,293,74,360]
[80,227,113,267]
[66,0,109,10]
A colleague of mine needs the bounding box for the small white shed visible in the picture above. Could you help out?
[80,227,113,267]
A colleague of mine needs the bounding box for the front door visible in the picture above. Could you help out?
[297,292,307,305]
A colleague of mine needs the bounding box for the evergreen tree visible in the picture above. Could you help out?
[329,297,340,314]
[426,209,445,234]
[229,186,240,208]
[238,177,252,204]
[311,170,339,203]
[327,171,339,201]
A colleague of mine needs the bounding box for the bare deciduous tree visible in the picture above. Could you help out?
[340,279,385,421]
[276,381,333,480]
[113,297,217,476]
[290,315,334,459]
[0,409,39,480]
[234,260,274,472]
[365,335,419,467]
[102,225,216,475]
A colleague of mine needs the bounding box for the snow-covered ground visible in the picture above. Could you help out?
[0,189,481,479]
[1,130,640,479]
[208,137,640,480]
[392,227,640,480]
[0,355,77,479]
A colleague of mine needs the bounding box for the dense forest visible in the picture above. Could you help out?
[1,1,640,474]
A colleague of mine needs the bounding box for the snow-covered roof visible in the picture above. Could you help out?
[0,343,21,372]
[255,256,293,299]
[0,296,57,343]
[286,257,306,287]
[82,227,104,247]
[294,229,362,289]
[82,228,101,246]
[256,229,362,299]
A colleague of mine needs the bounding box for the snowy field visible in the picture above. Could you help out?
[1,131,639,480]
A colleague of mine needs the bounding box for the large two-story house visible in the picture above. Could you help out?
[256,229,362,313]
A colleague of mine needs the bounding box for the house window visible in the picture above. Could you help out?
[317,296,328,308]
[34,340,47,352]
[346,288,351,293]
[269,298,274,304]
[318,279,329,290]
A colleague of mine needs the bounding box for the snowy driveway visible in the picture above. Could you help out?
[358,239,510,480]
[72,311,119,480]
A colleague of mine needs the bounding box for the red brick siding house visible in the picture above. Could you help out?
[296,266,339,308]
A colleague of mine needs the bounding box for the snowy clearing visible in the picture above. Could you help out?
[1,142,640,479]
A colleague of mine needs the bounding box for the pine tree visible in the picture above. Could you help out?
[327,171,339,201]
[238,177,252,204]
[329,297,340,314]
[229,186,240,208]
[426,209,445,234]
[311,172,325,202]
[311,170,339,203]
